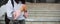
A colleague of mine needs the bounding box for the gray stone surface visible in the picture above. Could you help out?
[27,3,60,21]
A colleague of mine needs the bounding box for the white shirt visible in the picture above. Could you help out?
[6,0,25,20]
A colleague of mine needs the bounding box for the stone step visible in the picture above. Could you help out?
[27,8,60,10]
[27,3,60,12]
[27,17,60,21]
[0,21,5,24]
[28,10,60,17]
[26,22,60,24]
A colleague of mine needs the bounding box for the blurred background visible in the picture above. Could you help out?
[0,0,60,24]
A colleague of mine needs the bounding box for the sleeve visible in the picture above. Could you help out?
[21,0,26,4]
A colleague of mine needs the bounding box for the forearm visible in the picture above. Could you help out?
[24,12,28,18]
[13,4,26,19]
[23,5,28,18]
[13,10,21,20]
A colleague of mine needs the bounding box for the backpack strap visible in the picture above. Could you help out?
[11,0,14,7]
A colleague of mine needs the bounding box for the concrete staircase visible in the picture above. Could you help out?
[26,3,60,24]
[0,5,6,24]
[0,15,5,24]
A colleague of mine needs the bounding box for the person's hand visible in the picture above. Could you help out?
[13,10,21,20]
[24,12,28,18]
[13,11,16,20]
